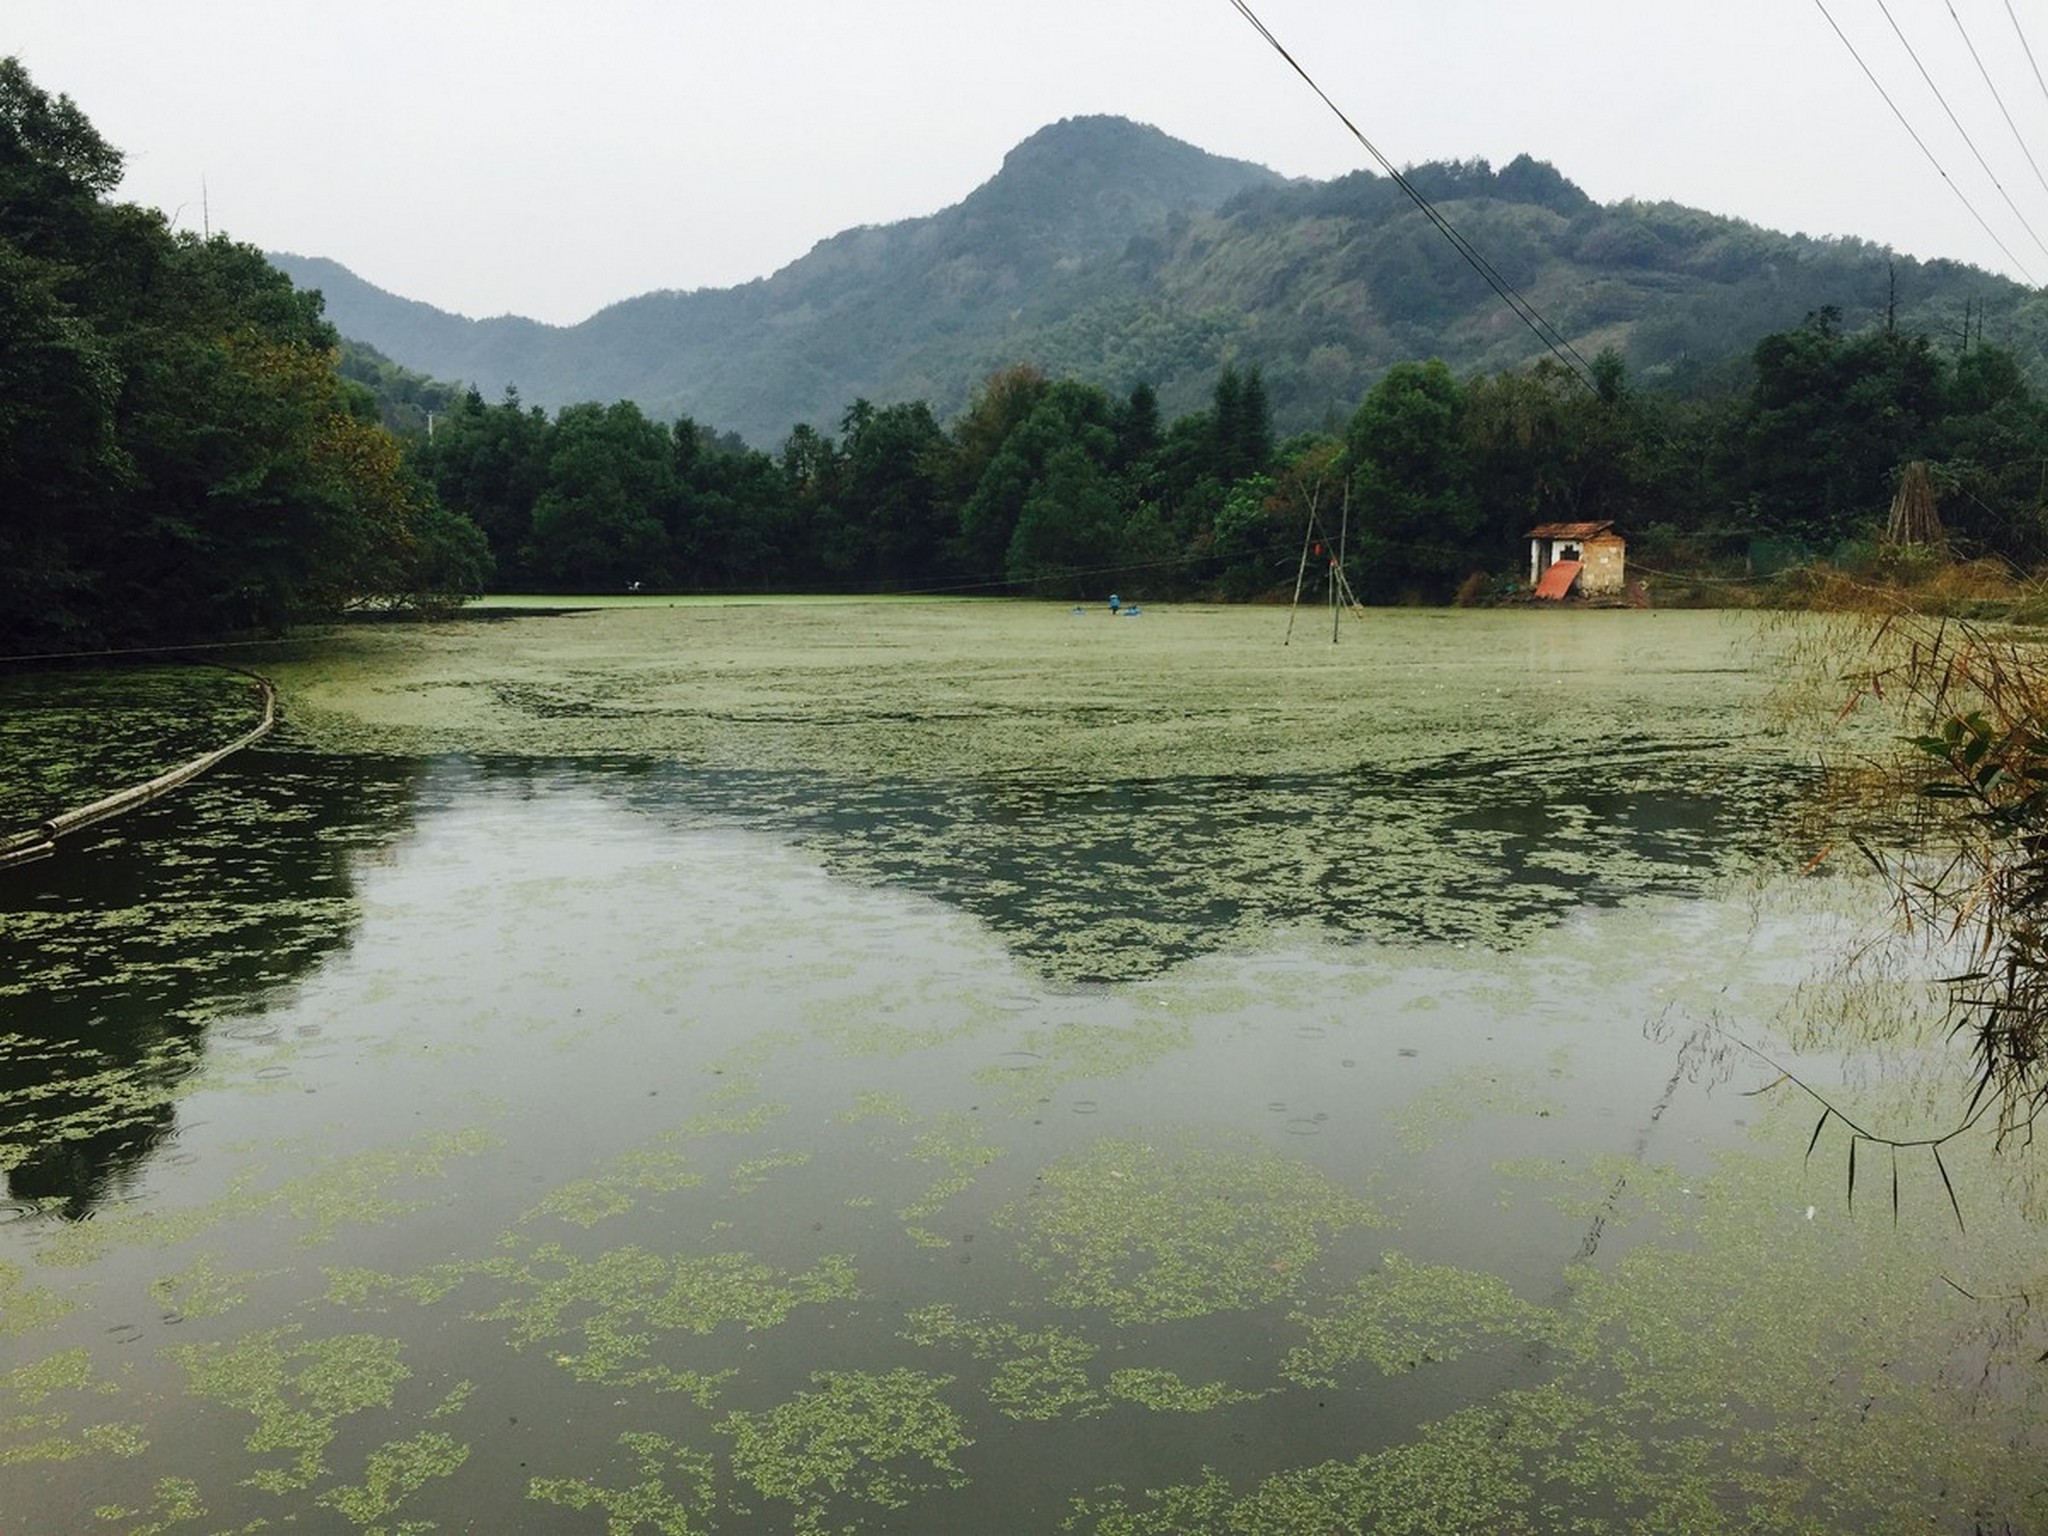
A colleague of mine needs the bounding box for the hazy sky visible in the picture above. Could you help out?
[10,0,2048,325]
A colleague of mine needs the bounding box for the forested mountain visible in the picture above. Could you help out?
[273,115,2048,448]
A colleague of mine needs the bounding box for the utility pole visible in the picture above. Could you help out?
[1332,478,1349,644]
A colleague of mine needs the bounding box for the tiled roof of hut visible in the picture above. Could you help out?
[1527,521,1618,540]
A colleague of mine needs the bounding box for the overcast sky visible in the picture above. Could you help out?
[9,0,2048,325]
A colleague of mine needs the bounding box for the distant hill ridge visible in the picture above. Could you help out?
[272,114,2047,446]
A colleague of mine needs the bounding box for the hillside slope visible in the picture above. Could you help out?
[274,116,2048,445]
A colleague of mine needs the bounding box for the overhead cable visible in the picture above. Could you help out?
[1224,0,1601,395]
[1813,0,2037,283]
[1946,0,2048,203]
[1873,0,2048,264]
[2009,0,2048,117]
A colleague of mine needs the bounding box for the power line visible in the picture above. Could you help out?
[0,634,314,666]
[1946,0,2048,203]
[1224,0,1601,395]
[1812,0,2037,283]
[2008,0,2048,117]
[1872,0,2048,264]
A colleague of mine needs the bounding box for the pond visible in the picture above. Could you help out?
[2,602,2042,1533]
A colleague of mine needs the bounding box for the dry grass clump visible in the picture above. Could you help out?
[1832,612,2048,1140]
[1772,553,2047,622]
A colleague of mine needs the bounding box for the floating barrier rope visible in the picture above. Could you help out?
[0,667,277,869]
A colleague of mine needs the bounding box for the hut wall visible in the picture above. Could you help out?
[1579,536,1627,594]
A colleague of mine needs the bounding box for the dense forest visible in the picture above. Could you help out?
[0,60,487,654]
[401,317,2048,605]
[6,59,2048,657]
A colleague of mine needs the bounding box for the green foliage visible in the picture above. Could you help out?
[1464,355,1642,549]
[412,387,552,584]
[1344,360,1483,599]
[387,310,2048,603]
[530,401,677,590]
[1905,695,2048,1127]
[1928,345,2048,560]
[0,57,488,651]
[828,398,950,586]
[335,339,463,437]
[0,57,122,208]
[1733,308,1944,550]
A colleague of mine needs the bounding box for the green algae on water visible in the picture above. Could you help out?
[0,1350,146,1470]
[34,1126,504,1270]
[1281,1251,1555,1386]
[900,1306,1104,1422]
[727,1149,812,1196]
[719,1368,970,1534]
[7,607,2041,1531]
[529,1431,714,1536]
[150,1254,279,1322]
[892,1110,1005,1242]
[1103,1368,1269,1413]
[91,1474,206,1535]
[525,1147,705,1229]
[173,1327,411,1493]
[1001,1135,1386,1324]
[316,1428,471,1531]
[0,1259,74,1336]
[902,1304,1272,1422]
[0,665,268,833]
[479,1245,859,1400]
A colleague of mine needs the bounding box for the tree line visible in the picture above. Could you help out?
[6,54,2048,658]
[411,314,2048,605]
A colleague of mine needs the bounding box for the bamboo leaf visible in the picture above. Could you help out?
[1804,1109,1830,1165]
[1890,1146,1899,1225]
[1847,1135,1858,1212]
[1932,1144,1965,1233]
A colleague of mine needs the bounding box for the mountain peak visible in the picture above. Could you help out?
[1003,115,1201,166]
[988,113,1278,195]
[957,114,1281,253]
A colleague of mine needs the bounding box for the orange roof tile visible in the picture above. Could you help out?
[1533,559,1582,600]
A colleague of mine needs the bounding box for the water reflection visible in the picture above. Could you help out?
[2,741,2036,1533]
[0,754,424,1217]
[593,748,1811,980]
[1,738,1806,1218]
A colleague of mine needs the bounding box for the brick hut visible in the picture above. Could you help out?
[1528,521,1626,600]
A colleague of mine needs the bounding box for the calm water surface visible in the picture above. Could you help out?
[1,607,2040,1533]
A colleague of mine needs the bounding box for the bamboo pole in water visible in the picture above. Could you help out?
[0,670,276,868]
